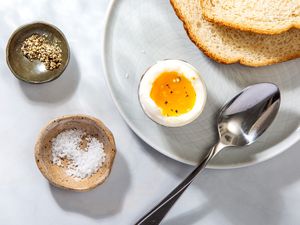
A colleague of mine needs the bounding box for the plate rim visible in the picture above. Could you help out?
[101,0,300,169]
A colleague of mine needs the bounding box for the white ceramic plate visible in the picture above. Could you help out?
[102,0,300,168]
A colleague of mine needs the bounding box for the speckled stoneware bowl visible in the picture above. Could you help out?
[35,115,116,192]
[6,22,70,84]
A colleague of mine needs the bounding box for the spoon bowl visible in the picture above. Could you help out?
[218,83,281,147]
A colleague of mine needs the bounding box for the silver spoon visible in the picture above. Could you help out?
[136,83,281,225]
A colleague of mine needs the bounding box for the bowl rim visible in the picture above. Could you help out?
[34,114,116,192]
[6,21,70,84]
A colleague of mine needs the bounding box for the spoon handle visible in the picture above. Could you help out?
[135,143,224,225]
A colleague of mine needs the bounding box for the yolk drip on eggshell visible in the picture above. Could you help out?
[150,71,196,116]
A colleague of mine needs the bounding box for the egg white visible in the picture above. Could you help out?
[138,60,207,127]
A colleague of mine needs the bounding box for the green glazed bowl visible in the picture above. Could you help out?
[6,22,70,84]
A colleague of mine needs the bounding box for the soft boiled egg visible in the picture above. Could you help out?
[138,60,207,127]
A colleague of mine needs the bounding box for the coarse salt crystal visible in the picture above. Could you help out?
[51,129,106,180]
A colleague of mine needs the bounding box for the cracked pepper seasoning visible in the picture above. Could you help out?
[21,34,62,71]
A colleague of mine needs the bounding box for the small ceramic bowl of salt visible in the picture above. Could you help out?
[35,115,116,192]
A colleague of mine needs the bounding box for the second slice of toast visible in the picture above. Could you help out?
[201,0,300,34]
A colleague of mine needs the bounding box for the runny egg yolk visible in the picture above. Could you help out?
[150,71,196,117]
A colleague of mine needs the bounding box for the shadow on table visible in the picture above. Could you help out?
[19,53,80,103]
[49,152,130,218]
[160,139,300,225]
[162,204,212,225]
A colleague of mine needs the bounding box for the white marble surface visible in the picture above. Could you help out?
[0,0,300,225]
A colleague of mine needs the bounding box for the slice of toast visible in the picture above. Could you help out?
[170,0,300,67]
[201,0,300,34]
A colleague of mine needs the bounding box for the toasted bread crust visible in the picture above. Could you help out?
[170,0,300,67]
